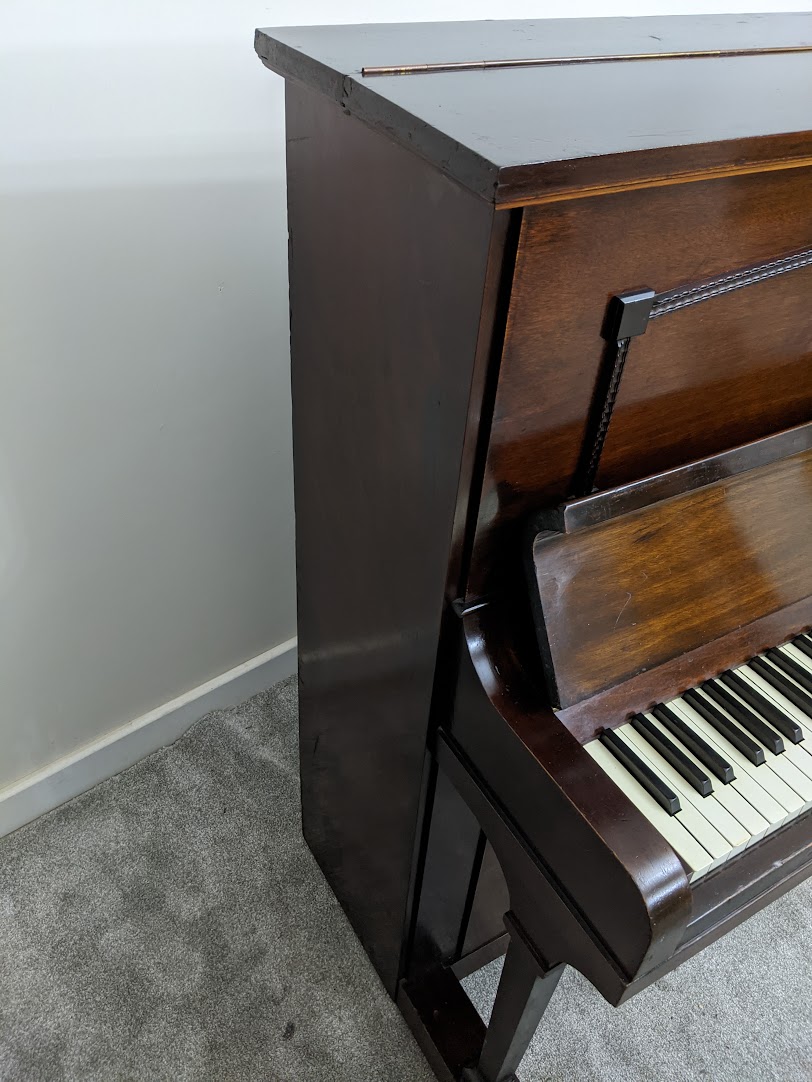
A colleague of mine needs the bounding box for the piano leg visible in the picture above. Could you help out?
[464,914,564,1082]
[401,733,577,1081]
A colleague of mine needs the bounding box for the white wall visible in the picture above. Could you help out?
[0,1,805,814]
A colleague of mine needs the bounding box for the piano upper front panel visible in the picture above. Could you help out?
[469,166,812,599]
[530,449,812,708]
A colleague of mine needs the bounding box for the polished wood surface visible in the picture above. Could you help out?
[539,421,812,534]
[448,602,691,989]
[446,599,812,1009]
[531,449,812,708]
[559,596,812,745]
[263,18,812,1080]
[285,80,503,994]
[256,15,812,205]
[470,166,812,598]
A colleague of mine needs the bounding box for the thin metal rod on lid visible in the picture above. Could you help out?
[361,44,812,77]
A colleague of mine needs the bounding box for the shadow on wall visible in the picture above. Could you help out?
[0,37,297,788]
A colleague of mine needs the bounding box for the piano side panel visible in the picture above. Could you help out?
[469,165,812,600]
[285,82,502,994]
[532,449,812,707]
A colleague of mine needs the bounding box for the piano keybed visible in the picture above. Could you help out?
[586,635,812,882]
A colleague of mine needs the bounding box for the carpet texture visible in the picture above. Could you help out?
[0,676,809,1081]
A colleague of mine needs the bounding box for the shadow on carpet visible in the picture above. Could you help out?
[0,678,432,1082]
[1,676,811,1081]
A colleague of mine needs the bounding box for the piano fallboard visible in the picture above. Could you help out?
[529,437,812,709]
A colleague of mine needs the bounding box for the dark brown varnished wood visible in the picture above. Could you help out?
[448,602,812,998]
[262,17,812,1079]
[558,596,812,745]
[398,966,486,1082]
[495,131,812,209]
[285,80,505,994]
[256,15,812,206]
[538,420,812,535]
[408,759,488,981]
[530,448,812,708]
[449,602,692,986]
[465,915,564,1082]
[470,167,812,600]
[620,810,812,1001]
[459,842,510,962]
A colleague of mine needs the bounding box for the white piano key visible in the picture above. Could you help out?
[619,726,733,863]
[695,684,812,806]
[736,665,812,784]
[782,642,812,675]
[743,660,812,731]
[730,664,806,744]
[639,714,758,849]
[624,722,748,857]
[584,739,714,882]
[759,650,812,705]
[668,696,799,825]
[757,745,812,804]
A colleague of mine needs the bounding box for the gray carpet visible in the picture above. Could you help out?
[0,677,809,1081]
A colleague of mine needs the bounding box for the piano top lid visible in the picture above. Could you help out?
[255,14,812,206]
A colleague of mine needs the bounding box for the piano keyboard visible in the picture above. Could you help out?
[586,635,812,882]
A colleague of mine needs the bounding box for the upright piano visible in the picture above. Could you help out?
[255,15,812,1080]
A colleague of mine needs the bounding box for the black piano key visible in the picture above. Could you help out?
[600,729,681,815]
[769,649,812,695]
[725,665,804,744]
[793,635,812,661]
[705,676,785,755]
[651,704,734,784]
[631,713,713,796]
[682,690,765,766]
[754,655,812,724]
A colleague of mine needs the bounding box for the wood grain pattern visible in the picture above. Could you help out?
[495,136,812,209]
[531,450,812,708]
[449,597,812,1006]
[469,165,812,599]
[538,421,812,535]
[558,595,812,744]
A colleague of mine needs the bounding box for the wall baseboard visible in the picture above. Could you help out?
[0,637,298,840]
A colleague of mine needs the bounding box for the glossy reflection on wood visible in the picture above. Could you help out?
[261,17,812,1082]
[285,80,503,995]
[539,421,812,534]
[557,595,812,745]
[470,166,812,598]
[531,449,812,708]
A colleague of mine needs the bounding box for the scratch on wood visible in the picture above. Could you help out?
[614,592,632,629]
